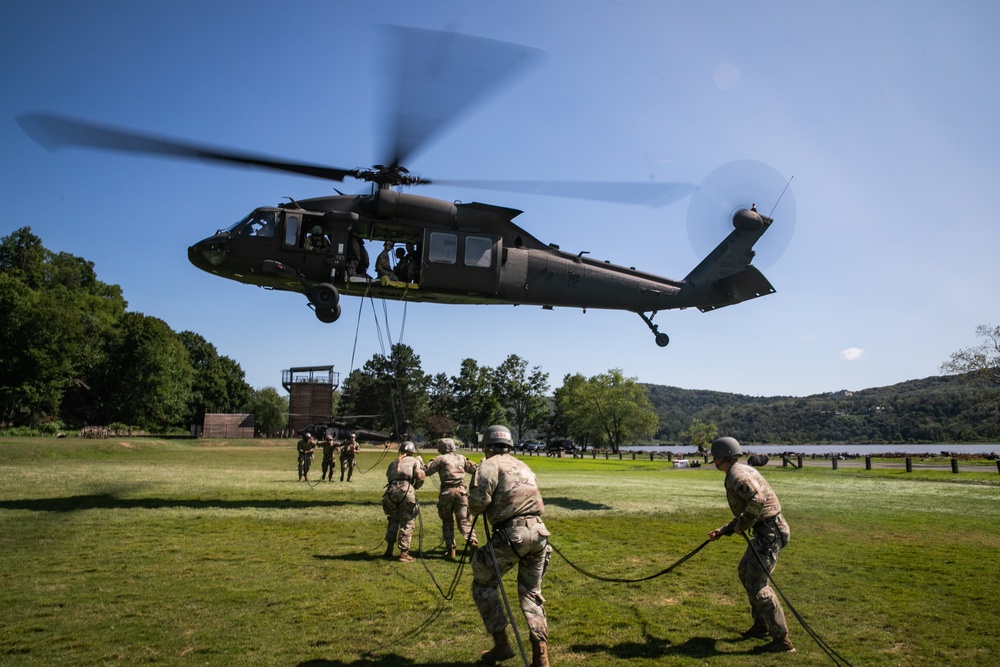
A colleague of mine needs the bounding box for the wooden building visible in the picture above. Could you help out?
[202,413,255,438]
[282,365,340,434]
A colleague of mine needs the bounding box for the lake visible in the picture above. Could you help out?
[623,443,1000,456]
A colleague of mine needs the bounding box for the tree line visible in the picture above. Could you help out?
[0,228,287,435]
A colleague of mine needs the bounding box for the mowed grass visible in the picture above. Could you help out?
[1,438,998,666]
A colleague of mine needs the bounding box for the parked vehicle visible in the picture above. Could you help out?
[546,438,577,455]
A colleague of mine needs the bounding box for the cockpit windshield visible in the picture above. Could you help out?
[225,209,277,238]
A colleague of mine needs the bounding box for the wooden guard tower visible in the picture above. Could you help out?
[282,365,340,434]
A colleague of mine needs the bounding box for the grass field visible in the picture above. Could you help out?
[1,437,998,666]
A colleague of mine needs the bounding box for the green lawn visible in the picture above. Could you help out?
[1,437,998,666]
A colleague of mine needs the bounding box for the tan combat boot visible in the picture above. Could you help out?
[530,636,549,667]
[478,630,515,664]
[753,636,796,653]
[446,545,457,560]
[740,618,769,639]
[398,550,416,563]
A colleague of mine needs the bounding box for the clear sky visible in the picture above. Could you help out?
[2,1,997,398]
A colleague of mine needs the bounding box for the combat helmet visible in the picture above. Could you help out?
[711,436,743,461]
[399,441,417,455]
[481,425,513,453]
[437,438,456,454]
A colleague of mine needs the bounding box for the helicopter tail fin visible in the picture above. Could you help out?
[676,211,775,312]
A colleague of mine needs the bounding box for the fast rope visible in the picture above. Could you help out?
[414,512,478,601]
[548,538,710,583]
[742,533,853,666]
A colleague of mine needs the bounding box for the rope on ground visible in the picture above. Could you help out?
[742,533,853,666]
[548,538,710,583]
[415,513,477,601]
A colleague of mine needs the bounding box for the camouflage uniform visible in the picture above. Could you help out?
[296,436,316,481]
[383,453,425,553]
[424,439,479,555]
[468,451,551,643]
[716,461,791,641]
[339,436,360,481]
[320,436,339,481]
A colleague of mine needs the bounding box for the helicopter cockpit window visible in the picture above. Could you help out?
[428,232,458,264]
[230,209,277,238]
[464,236,492,268]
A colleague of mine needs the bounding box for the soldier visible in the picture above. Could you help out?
[375,240,398,282]
[339,433,360,482]
[296,434,316,482]
[345,232,369,279]
[468,425,551,667]
[424,438,479,559]
[320,434,339,482]
[382,441,425,563]
[708,436,796,654]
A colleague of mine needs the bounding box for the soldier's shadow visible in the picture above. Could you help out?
[571,634,737,660]
[299,655,468,667]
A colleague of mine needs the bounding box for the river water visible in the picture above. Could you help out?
[623,443,1000,456]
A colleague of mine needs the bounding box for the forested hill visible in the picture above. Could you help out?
[645,375,1000,445]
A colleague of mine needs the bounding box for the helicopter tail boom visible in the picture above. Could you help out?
[676,209,776,311]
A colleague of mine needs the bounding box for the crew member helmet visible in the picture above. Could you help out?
[312,225,323,235]
[481,425,513,452]
[399,441,417,455]
[711,436,743,460]
[437,438,455,454]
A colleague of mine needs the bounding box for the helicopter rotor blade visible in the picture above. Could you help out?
[686,160,796,268]
[378,26,542,169]
[426,178,696,208]
[16,112,359,183]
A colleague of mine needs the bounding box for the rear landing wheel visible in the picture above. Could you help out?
[655,332,670,347]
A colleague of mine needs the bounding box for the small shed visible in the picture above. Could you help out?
[202,413,255,438]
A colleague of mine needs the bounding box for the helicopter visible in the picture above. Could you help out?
[16,27,791,348]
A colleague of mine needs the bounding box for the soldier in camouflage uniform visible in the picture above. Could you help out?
[320,434,339,482]
[424,438,479,559]
[339,433,360,482]
[382,441,425,563]
[708,436,796,654]
[468,425,551,667]
[296,434,316,482]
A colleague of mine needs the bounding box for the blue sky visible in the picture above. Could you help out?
[2,1,998,398]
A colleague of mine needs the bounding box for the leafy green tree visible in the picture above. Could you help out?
[494,354,550,440]
[941,324,1000,386]
[451,358,504,447]
[681,418,718,453]
[95,313,193,430]
[179,331,253,424]
[0,228,126,427]
[337,344,429,437]
[248,386,288,437]
[554,369,658,452]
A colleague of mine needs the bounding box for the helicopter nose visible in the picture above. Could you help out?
[188,234,229,272]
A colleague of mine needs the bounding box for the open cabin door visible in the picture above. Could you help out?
[419,230,501,296]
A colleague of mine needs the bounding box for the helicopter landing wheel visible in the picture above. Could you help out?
[310,283,340,310]
[654,332,670,347]
[315,304,342,324]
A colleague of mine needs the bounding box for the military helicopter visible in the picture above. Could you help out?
[16,27,792,348]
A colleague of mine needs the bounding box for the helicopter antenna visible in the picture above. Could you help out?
[283,196,305,209]
[768,175,794,218]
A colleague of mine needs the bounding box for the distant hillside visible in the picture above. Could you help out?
[645,375,1000,445]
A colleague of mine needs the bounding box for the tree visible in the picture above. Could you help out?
[179,331,253,423]
[941,324,1000,387]
[249,386,288,437]
[338,344,430,437]
[682,418,718,453]
[451,358,504,447]
[0,228,126,427]
[493,354,550,441]
[95,313,193,430]
[554,369,658,452]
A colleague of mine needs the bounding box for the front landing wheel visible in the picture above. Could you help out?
[655,332,670,347]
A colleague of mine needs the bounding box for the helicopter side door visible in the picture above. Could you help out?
[419,230,501,296]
